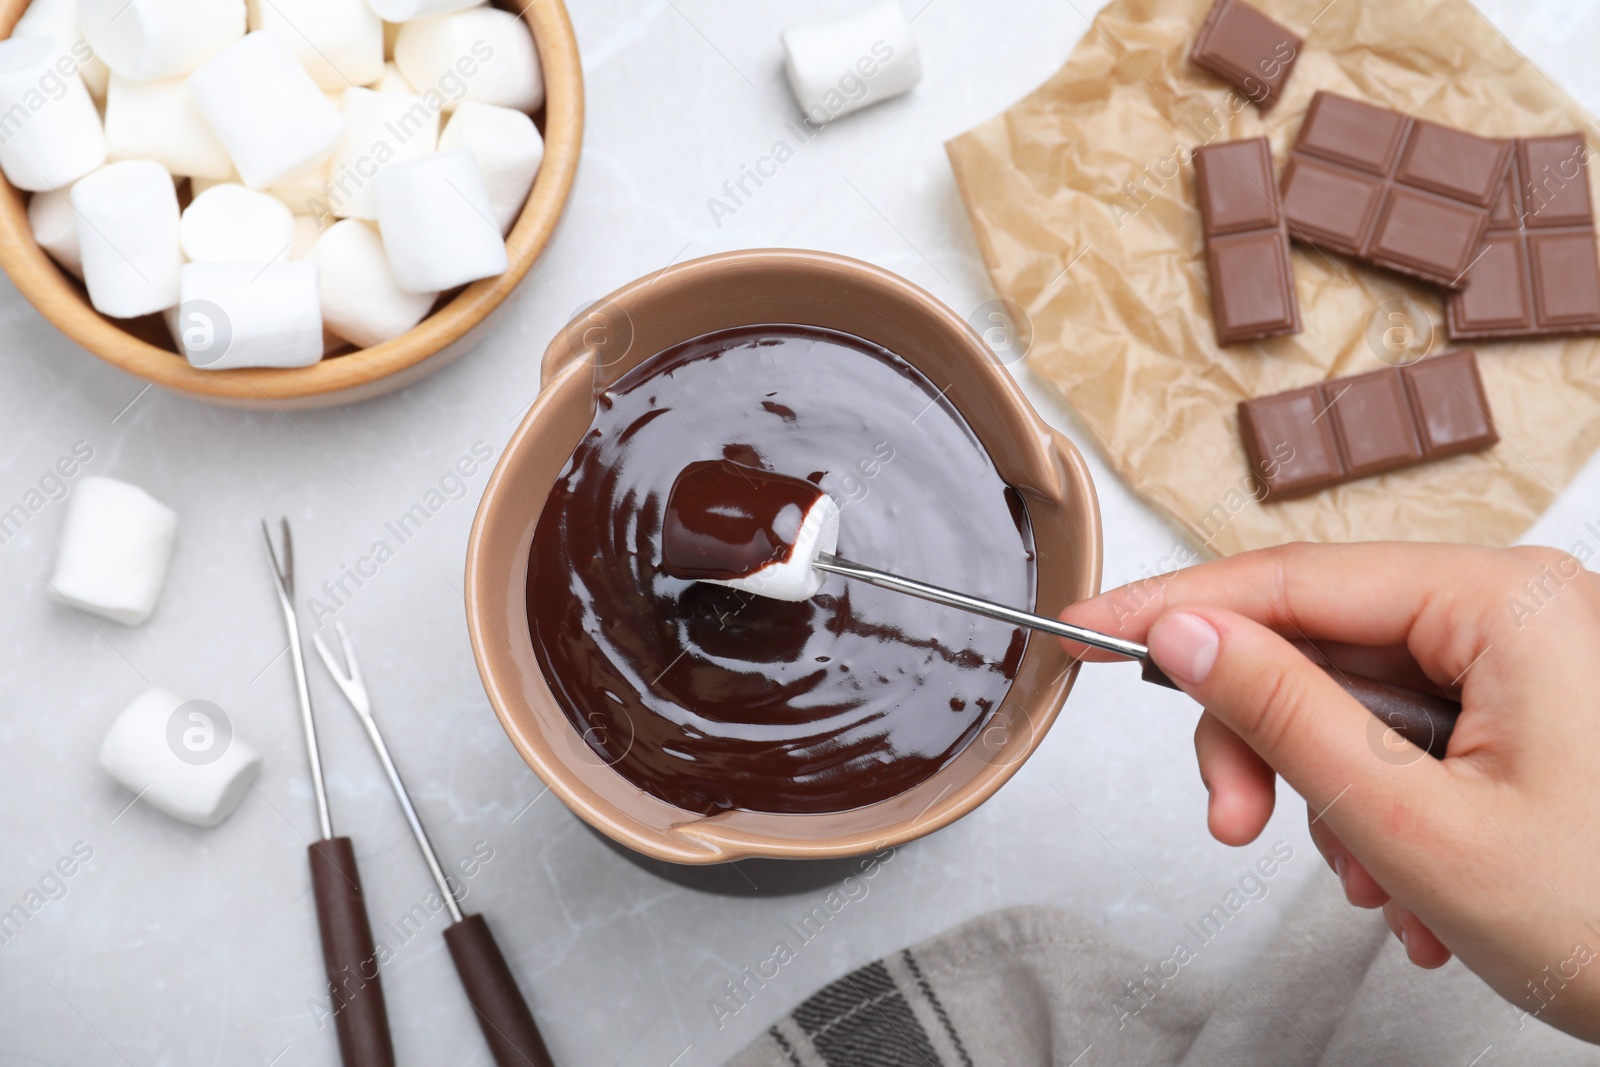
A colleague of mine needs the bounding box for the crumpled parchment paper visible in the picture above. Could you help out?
[946,0,1600,556]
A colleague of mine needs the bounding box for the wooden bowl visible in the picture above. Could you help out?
[0,0,582,409]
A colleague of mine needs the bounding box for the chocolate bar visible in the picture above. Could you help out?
[1189,0,1301,110]
[1238,349,1498,500]
[1446,134,1600,340]
[1279,92,1513,288]
[1194,137,1301,346]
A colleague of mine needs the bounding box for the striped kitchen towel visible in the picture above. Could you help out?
[732,872,1600,1066]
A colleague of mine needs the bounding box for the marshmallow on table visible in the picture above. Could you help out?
[188,31,346,190]
[438,101,542,234]
[251,0,383,90]
[313,219,436,347]
[28,189,82,278]
[50,476,177,625]
[105,74,234,180]
[715,495,841,602]
[11,0,110,99]
[72,161,182,318]
[179,184,296,262]
[375,149,507,292]
[177,261,322,369]
[0,36,106,191]
[781,1,921,125]
[368,0,487,22]
[99,689,261,828]
[79,0,245,80]
[394,8,543,113]
[374,61,414,94]
[328,87,438,220]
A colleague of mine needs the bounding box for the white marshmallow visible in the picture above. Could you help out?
[438,100,541,234]
[188,31,346,190]
[374,148,506,291]
[394,8,542,113]
[709,494,841,602]
[313,219,435,347]
[78,0,245,81]
[179,184,295,263]
[269,157,331,216]
[328,87,438,220]
[99,689,261,828]
[104,74,234,179]
[72,161,182,318]
[176,261,322,369]
[289,214,322,259]
[11,0,109,99]
[50,476,177,625]
[254,0,383,90]
[781,1,921,125]
[0,36,106,191]
[367,0,486,22]
[374,60,413,93]
[28,188,82,278]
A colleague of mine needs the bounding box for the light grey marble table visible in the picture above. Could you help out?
[3,1,1598,1064]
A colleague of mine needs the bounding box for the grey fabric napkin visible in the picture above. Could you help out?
[731,872,1598,1066]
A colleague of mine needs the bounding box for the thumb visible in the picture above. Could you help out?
[1146,606,1450,831]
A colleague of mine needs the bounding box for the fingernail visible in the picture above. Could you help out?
[1401,928,1410,952]
[1149,612,1219,685]
[1332,854,1347,888]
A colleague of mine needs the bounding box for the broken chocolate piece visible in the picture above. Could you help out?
[1446,134,1600,340]
[1190,0,1301,110]
[1239,349,1498,500]
[1195,137,1301,346]
[1279,92,1513,288]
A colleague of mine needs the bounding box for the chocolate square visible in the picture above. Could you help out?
[1237,386,1342,498]
[1190,0,1302,110]
[1280,92,1513,287]
[1240,351,1497,501]
[1399,350,1497,457]
[1446,133,1600,340]
[1195,138,1301,346]
[1321,368,1422,477]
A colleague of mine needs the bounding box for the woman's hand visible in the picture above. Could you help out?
[1058,542,1600,1042]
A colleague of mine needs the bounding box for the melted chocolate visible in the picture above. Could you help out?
[526,325,1034,815]
[661,460,823,581]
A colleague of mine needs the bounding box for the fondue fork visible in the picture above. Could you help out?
[313,622,557,1067]
[262,519,395,1067]
[813,552,1461,758]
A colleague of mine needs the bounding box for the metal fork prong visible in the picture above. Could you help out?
[261,517,295,596]
[312,627,369,718]
[334,621,366,698]
[279,518,294,595]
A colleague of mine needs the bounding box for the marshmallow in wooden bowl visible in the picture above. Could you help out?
[375,148,507,291]
[0,36,105,190]
[99,689,261,827]
[439,101,543,234]
[72,161,182,318]
[394,7,542,113]
[328,87,439,220]
[27,188,81,279]
[104,74,235,180]
[368,0,489,24]
[179,184,296,263]
[313,219,436,347]
[50,476,177,626]
[781,1,921,125]
[375,61,415,94]
[11,0,110,99]
[247,0,383,90]
[79,0,245,81]
[188,30,345,190]
[177,261,323,369]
